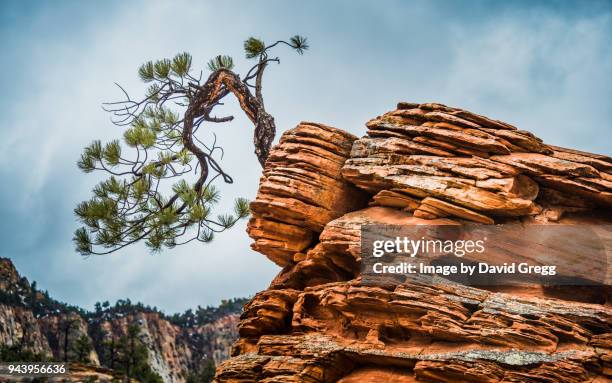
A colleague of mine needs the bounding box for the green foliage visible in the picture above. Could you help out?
[100,338,118,370]
[0,345,49,362]
[138,61,155,82]
[74,99,250,255]
[289,35,309,54]
[73,335,93,363]
[102,140,122,166]
[186,359,216,383]
[154,59,171,79]
[201,185,220,204]
[216,214,234,229]
[73,227,92,254]
[77,140,102,173]
[199,229,214,243]
[233,197,250,218]
[114,324,163,383]
[169,298,248,327]
[243,37,266,58]
[123,119,157,148]
[171,52,192,76]
[139,53,195,82]
[207,55,234,71]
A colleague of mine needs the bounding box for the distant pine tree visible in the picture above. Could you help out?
[186,358,216,383]
[0,344,49,362]
[59,318,79,363]
[73,335,93,363]
[115,324,163,383]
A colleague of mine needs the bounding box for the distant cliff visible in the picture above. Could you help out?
[0,257,246,382]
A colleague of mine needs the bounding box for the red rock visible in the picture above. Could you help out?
[342,163,537,216]
[369,189,421,211]
[490,152,601,178]
[338,367,418,382]
[550,145,612,172]
[418,197,494,224]
[217,103,612,383]
[247,122,368,266]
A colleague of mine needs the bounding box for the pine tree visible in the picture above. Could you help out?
[101,337,117,370]
[29,281,37,308]
[72,335,93,363]
[74,35,308,256]
[186,358,216,383]
[59,318,79,363]
[0,344,49,362]
[116,324,162,383]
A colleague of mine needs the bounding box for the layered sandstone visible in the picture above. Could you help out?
[217,103,612,382]
[247,122,368,266]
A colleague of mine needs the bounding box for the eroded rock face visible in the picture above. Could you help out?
[92,311,239,382]
[343,103,611,222]
[247,122,368,266]
[217,103,612,382]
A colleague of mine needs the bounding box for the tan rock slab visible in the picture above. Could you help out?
[369,189,421,211]
[420,197,495,224]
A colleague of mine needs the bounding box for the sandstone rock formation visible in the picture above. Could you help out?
[216,104,611,382]
[247,122,368,266]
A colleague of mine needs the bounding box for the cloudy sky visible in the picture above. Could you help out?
[1,0,611,314]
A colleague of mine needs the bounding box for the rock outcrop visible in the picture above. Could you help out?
[216,103,611,382]
[247,122,368,266]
